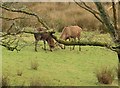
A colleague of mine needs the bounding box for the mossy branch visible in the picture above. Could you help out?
[1,30,120,52]
[51,34,110,47]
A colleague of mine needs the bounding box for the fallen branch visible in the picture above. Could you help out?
[1,41,20,51]
[52,34,120,52]
[51,34,108,46]
[1,30,120,52]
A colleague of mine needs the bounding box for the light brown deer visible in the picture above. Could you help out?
[34,27,55,52]
[60,26,82,51]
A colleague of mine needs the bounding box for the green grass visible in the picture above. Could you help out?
[2,45,118,86]
[2,31,118,86]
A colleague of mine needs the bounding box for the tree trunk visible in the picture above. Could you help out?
[94,2,117,41]
[118,52,120,62]
[94,2,120,62]
[117,2,120,62]
[117,1,120,42]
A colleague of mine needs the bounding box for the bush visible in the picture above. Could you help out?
[31,60,39,70]
[30,77,46,87]
[30,78,41,87]
[2,75,9,87]
[16,69,23,76]
[96,67,115,84]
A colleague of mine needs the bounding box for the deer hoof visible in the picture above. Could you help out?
[35,50,37,52]
[42,47,46,50]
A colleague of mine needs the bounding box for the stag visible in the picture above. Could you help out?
[34,27,55,52]
[60,26,82,51]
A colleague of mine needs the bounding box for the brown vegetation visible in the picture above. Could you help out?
[2,2,117,33]
[96,67,115,84]
[30,77,46,87]
[31,60,39,70]
[2,75,9,87]
[16,69,23,76]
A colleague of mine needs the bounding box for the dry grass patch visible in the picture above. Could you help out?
[2,75,9,87]
[31,59,39,70]
[96,67,115,84]
[16,69,23,76]
[30,78,41,86]
[30,77,46,87]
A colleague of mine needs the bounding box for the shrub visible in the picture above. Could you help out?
[31,60,39,70]
[96,67,115,84]
[16,69,23,76]
[30,78,41,87]
[2,75,9,87]
[30,77,46,87]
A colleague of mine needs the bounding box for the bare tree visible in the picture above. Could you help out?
[74,0,120,62]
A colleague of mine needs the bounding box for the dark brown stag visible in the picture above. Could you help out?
[60,26,82,51]
[34,27,55,51]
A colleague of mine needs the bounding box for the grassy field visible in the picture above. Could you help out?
[2,2,119,87]
[2,31,118,86]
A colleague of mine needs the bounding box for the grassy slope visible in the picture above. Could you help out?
[2,44,118,86]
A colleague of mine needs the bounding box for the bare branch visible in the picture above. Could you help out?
[0,42,20,51]
[74,0,104,24]
[1,29,55,38]
[7,22,15,33]
[81,1,100,14]
[1,29,20,37]
[0,5,51,30]
[94,2,117,42]
[112,1,118,33]
[0,16,27,21]
[112,1,117,28]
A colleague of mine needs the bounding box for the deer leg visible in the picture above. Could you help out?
[35,40,38,52]
[73,38,76,50]
[64,45,66,49]
[47,40,53,52]
[48,41,52,52]
[73,45,75,50]
[69,38,72,51]
[43,40,46,50]
[78,37,81,51]
[50,47,53,52]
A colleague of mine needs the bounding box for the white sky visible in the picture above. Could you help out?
[1,0,119,2]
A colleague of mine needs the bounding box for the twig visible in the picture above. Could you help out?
[81,1,100,14]
[74,0,104,24]
[0,5,50,30]
[0,16,27,21]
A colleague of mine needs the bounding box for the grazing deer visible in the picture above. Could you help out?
[34,27,55,52]
[60,26,82,51]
